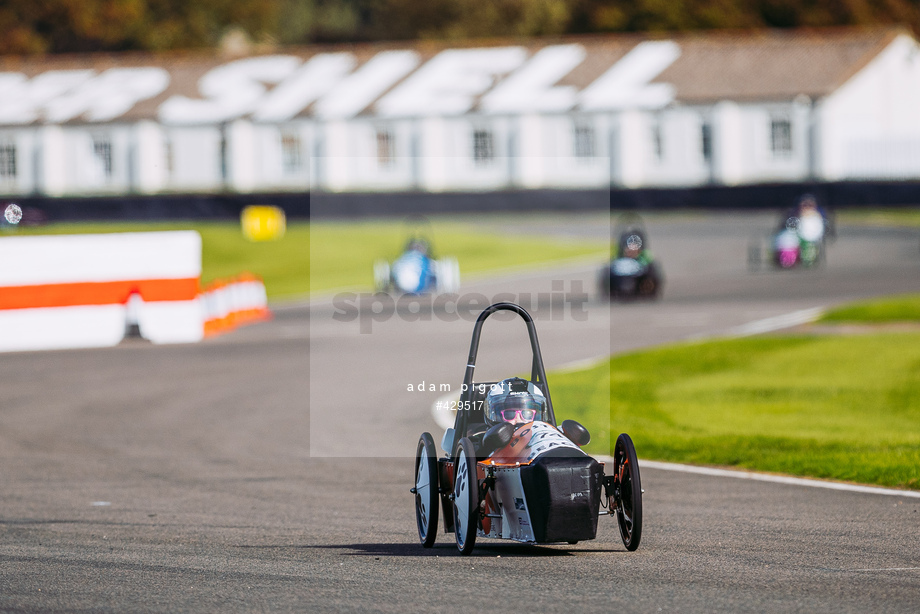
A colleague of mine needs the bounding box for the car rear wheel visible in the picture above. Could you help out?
[373,260,390,292]
[414,432,439,548]
[748,240,763,272]
[452,437,479,555]
[613,433,643,551]
[436,257,460,293]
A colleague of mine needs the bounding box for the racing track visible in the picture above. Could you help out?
[2,212,920,612]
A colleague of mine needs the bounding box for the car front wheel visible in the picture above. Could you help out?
[452,437,479,555]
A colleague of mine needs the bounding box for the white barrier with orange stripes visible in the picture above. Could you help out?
[200,273,271,337]
[0,231,203,352]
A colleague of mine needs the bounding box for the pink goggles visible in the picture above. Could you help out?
[500,408,538,422]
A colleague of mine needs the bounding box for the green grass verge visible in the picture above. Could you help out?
[308,219,605,294]
[550,334,920,490]
[819,293,920,323]
[2,220,605,299]
[836,208,920,228]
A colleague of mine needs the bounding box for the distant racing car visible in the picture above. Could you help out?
[374,235,460,294]
[770,217,822,268]
[599,215,663,299]
[749,195,832,271]
[412,302,643,554]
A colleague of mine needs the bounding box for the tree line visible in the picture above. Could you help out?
[1,0,918,55]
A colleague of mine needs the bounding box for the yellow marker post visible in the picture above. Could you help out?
[241,205,286,241]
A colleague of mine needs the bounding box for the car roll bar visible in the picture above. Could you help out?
[448,303,556,456]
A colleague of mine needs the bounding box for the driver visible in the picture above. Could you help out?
[404,236,432,257]
[616,229,653,265]
[796,194,825,243]
[485,377,546,426]
[623,233,643,258]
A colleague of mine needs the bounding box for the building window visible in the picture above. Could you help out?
[375,127,394,168]
[219,131,228,181]
[473,129,494,165]
[0,142,15,180]
[700,122,712,162]
[771,117,792,157]
[164,137,173,178]
[651,121,663,163]
[281,131,303,175]
[93,136,113,180]
[574,123,595,158]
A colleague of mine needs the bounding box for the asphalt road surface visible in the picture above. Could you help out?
[2,212,920,612]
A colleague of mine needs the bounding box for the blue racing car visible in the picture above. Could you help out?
[374,236,460,294]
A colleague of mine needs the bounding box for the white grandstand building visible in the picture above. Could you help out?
[1,27,919,197]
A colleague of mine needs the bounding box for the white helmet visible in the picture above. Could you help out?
[485,377,546,426]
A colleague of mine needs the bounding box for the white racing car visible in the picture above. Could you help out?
[412,302,643,554]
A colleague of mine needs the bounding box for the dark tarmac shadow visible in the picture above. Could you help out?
[293,542,621,557]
